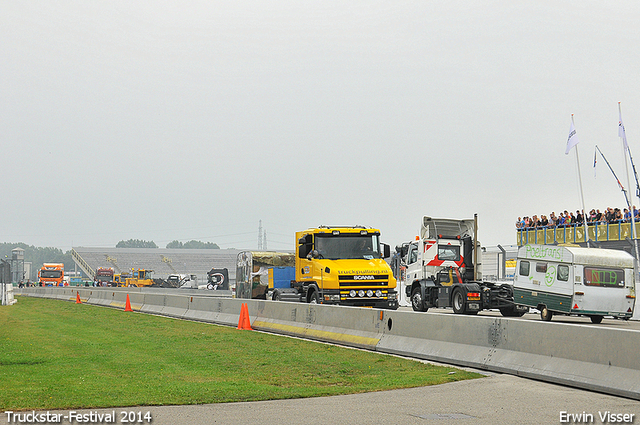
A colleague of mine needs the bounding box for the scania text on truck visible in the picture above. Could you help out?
[38,263,65,287]
[236,226,398,309]
[402,215,526,316]
[513,244,635,323]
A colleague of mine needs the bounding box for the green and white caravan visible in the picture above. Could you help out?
[513,244,636,323]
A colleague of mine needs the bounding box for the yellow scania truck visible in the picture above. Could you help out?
[236,226,398,310]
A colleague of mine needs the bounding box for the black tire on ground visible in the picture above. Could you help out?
[500,307,514,317]
[500,305,526,317]
[540,306,553,321]
[411,287,428,312]
[272,290,281,301]
[308,289,320,304]
[452,288,466,314]
[590,315,603,324]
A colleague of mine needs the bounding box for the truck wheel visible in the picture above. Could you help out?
[540,306,553,321]
[452,288,466,314]
[590,315,603,324]
[308,290,320,304]
[410,287,428,312]
[272,290,281,301]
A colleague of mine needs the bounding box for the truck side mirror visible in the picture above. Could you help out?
[298,234,313,258]
[383,243,391,259]
[299,244,311,258]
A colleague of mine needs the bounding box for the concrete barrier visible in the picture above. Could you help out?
[141,293,166,315]
[183,296,231,324]
[374,311,640,400]
[55,287,71,301]
[1,283,16,305]
[161,295,189,319]
[252,301,385,350]
[93,290,114,307]
[110,291,143,311]
[14,287,640,400]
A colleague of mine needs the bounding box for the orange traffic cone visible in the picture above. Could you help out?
[124,294,133,312]
[237,303,252,330]
[75,292,82,304]
[237,303,246,329]
[242,303,252,330]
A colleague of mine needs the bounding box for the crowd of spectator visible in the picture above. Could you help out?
[516,206,640,230]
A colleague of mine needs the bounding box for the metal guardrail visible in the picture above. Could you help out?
[516,222,640,246]
[71,249,96,280]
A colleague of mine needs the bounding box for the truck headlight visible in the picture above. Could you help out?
[358,290,365,297]
[387,293,397,300]
[349,290,356,298]
[366,290,373,297]
[375,290,382,297]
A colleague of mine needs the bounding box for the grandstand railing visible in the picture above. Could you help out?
[71,249,96,280]
[516,222,640,246]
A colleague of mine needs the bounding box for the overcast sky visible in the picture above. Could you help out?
[2,1,640,252]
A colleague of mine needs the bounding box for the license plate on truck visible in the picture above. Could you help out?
[468,303,480,310]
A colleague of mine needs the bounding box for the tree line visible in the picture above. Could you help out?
[0,243,73,282]
[115,239,220,249]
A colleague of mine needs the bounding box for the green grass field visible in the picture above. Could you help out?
[0,297,482,410]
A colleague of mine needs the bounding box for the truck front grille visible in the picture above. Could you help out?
[338,274,389,287]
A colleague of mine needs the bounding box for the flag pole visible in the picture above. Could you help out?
[571,115,590,247]
[595,145,629,204]
[619,102,640,274]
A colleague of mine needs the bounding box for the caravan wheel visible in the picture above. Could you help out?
[540,306,553,321]
[590,315,603,324]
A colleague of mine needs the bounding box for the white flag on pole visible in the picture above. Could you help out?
[565,120,580,155]
[619,109,629,150]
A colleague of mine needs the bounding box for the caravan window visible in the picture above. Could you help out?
[557,264,569,282]
[584,267,625,288]
[519,260,530,276]
[536,262,547,273]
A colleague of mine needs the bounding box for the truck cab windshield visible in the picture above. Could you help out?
[315,234,381,260]
[40,270,61,278]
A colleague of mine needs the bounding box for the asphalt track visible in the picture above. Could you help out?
[3,368,639,425]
